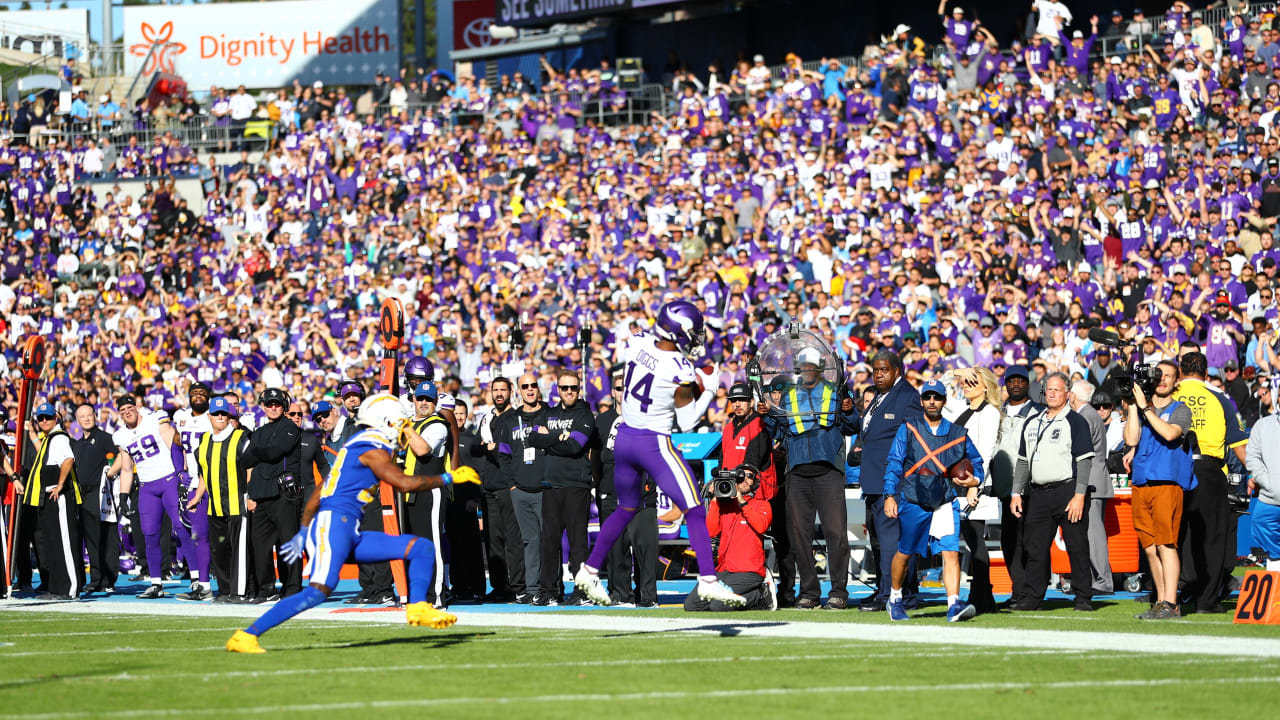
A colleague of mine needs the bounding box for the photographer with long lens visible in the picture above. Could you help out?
[244,388,304,602]
[1122,360,1194,620]
[683,465,775,612]
[1172,351,1249,614]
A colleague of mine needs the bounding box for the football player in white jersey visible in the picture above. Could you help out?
[107,394,200,599]
[171,381,214,600]
[575,300,746,608]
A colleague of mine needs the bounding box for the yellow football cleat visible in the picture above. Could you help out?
[226,629,266,654]
[406,602,458,629]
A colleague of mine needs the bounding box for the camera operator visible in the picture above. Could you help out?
[1172,351,1249,614]
[1122,360,1194,620]
[683,465,775,612]
[724,382,787,603]
[1245,411,1280,573]
[243,387,303,602]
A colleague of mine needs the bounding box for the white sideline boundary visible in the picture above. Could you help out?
[3,599,1280,658]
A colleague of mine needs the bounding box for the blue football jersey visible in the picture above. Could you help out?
[316,428,396,516]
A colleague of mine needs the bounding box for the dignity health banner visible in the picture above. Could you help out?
[123,0,401,90]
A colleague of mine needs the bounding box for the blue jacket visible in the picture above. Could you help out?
[764,380,859,473]
[858,380,924,494]
[883,417,985,506]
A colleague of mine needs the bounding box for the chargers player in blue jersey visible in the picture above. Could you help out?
[227,393,480,653]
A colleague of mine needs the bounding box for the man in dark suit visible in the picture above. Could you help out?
[856,350,924,612]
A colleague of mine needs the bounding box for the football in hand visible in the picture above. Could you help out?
[948,458,979,487]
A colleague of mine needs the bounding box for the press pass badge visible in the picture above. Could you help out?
[524,447,535,464]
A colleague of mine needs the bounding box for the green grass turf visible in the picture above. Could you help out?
[576,595,1280,637]
[1,610,1278,719]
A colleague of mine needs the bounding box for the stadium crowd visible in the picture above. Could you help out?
[1,0,1279,617]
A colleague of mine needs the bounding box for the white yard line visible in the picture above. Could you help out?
[4,599,1280,659]
[4,676,1280,719]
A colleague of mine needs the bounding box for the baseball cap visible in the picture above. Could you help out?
[1004,364,1029,381]
[1072,30,1083,38]
[34,403,57,419]
[339,381,365,398]
[979,316,995,327]
[209,397,233,416]
[1170,263,1188,275]
[1224,359,1240,370]
[1215,293,1232,306]
[189,382,211,395]
[116,394,137,408]
[920,379,947,398]
[414,381,438,400]
[727,382,752,401]
[312,400,334,417]
[753,54,764,63]
[796,347,823,367]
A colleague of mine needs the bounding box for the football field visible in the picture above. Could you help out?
[2,583,1279,719]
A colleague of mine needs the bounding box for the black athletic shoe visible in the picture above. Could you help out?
[636,601,660,608]
[37,592,74,601]
[1074,600,1097,612]
[1009,600,1040,612]
[513,593,531,604]
[795,597,821,609]
[531,595,558,606]
[176,584,213,602]
[857,597,886,612]
[824,596,849,610]
[375,592,398,606]
[564,592,593,606]
[343,594,369,605]
[138,584,166,599]
[483,590,515,603]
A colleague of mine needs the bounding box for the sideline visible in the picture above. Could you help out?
[4,598,1280,658]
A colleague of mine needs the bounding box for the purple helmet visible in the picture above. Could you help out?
[405,356,434,385]
[654,300,706,357]
[338,381,365,399]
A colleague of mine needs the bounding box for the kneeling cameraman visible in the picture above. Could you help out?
[684,465,775,611]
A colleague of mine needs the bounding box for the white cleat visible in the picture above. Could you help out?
[574,566,613,607]
[698,579,747,608]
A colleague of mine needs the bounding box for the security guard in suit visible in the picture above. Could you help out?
[195,397,253,602]
[24,404,84,599]
[856,350,924,612]
[244,388,303,602]
[72,403,119,594]
[400,381,453,607]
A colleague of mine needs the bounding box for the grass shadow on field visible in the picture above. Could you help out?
[315,630,499,651]
[602,621,791,638]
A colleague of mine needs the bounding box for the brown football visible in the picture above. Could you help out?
[948,458,978,487]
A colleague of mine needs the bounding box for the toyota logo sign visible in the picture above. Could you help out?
[463,17,504,48]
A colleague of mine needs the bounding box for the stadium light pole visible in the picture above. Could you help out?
[102,0,114,73]
[415,0,426,70]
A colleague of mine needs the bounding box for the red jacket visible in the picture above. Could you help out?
[706,496,772,577]
[721,413,777,500]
